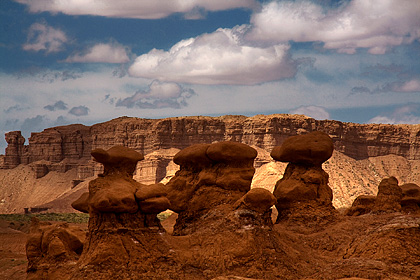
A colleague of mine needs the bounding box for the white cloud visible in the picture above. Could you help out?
[15,0,258,19]
[290,105,330,120]
[395,79,420,93]
[65,43,130,63]
[248,0,420,54]
[128,25,296,85]
[22,22,68,53]
[368,104,420,124]
[116,80,195,109]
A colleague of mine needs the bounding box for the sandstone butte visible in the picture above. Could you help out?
[0,114,419,213]
[3,114,420,169]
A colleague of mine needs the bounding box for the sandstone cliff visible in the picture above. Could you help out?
[3,114,420,169]
[1,114,419,213]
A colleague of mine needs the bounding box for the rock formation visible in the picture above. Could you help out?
[400,183,420,213]
[3,131,27,169]
[165,141,260,235]
[3,115,420,171]
[26,217,85,280]
[22,142,420,280]
[372,176,403,213]
[346,178,420,215]
[70,146,173,279]
[271,131,337,230]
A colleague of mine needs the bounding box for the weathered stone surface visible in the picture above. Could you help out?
[271,132,337,231]
[345,195,376,216]
[71,192,89,213]
[400,183,420,213]
[26,217,85,280]
[68,146,173,279]
[166,141,260,235]
[28,124,91,163]
[3,131,27,168]
[372,176,403,213]
[234,187,277,213]
[270,131,333,165]
[3,115,420,171]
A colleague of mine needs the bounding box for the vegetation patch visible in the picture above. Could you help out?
[0,213,89,223]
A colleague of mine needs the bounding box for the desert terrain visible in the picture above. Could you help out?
[0,114,419,279]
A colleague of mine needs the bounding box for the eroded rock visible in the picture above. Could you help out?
[401,183,420,213]
[68,146,174,279]
[271,131,337,231]
[26,217,85,280]
[166,141,260,235]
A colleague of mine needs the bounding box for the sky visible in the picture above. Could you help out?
[1,0,419,153]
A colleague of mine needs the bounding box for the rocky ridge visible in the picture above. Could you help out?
[3,114,420,169]
[1,114,419,213]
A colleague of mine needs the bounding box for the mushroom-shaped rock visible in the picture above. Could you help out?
[89,179,138,213]
[372,176,403,213]
[71,192,90,213]
[87,146,145,213]
[173,143,212,168]
[345,195,376,216]
[235,188,277,213]
[400,183,420,212]
[166,141,258,235]
[91,146,144,176]
[91,146,144,165]
[206,141,257,164]
[136,183,171,214]
[271,131,333,165]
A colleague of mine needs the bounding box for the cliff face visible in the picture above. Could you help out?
[3,114,420,170]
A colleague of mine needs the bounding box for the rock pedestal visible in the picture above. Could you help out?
[4,131,27,168]
[165,141,259,235]
[372,176,403,213]
[271,131,337,230]
[71,146,173,279]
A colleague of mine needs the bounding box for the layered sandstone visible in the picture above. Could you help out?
[3,115,420,171]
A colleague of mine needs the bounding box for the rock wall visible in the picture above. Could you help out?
[3,114,420,171]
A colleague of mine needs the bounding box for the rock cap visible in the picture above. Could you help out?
[91,146,144,165]
[271,131,333,165]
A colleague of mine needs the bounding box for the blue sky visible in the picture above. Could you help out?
[1,0,419,153]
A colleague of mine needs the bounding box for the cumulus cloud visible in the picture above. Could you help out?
[290,106,330,120]
[368,104,420,124]
[116,80,195,109]
[65,43,130,63]
[128,25,296,85]
[44,101,68,111]
[69,106,89,116]
[15,0,258,19]
[248,0,420,54]
[23,22,68,53]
